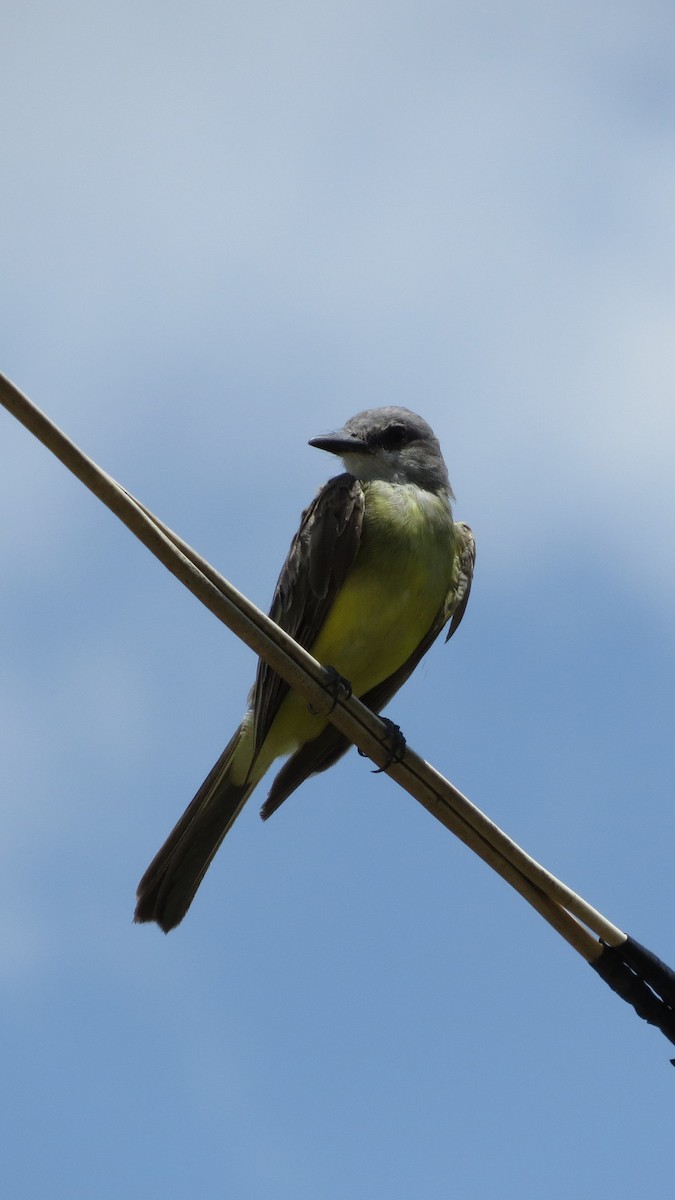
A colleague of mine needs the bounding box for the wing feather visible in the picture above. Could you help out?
[252,473,364,755]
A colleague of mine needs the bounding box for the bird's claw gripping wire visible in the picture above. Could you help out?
[307,665,353,715]
[359,717,407,773]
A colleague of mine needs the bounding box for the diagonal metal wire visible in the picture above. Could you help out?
[3,368,675,1054]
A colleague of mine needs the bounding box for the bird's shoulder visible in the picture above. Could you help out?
[445,521,476,640]
[270,473,364,626]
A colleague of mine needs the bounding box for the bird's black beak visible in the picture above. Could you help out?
[308,427,370,456]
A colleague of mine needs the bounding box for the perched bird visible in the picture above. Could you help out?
[135,407,475,931]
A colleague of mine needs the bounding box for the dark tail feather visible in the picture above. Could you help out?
[135,730,252,932]
[259,725,351,821]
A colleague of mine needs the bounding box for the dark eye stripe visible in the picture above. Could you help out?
[377,422,408,449]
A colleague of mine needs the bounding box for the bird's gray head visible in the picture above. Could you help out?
[309,406,452,495]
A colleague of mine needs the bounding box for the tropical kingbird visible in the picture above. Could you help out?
[135,406,475,931]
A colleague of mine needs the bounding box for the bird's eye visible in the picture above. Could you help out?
[380,422,407,449]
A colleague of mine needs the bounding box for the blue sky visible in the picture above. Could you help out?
[3,2,675,1196]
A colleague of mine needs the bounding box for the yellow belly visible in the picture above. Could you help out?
[263,481,456,759]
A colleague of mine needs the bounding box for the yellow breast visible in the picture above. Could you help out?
[266,481,456,756]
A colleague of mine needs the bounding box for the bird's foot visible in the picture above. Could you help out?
[308,665,353,715]
[359,718,407,773]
